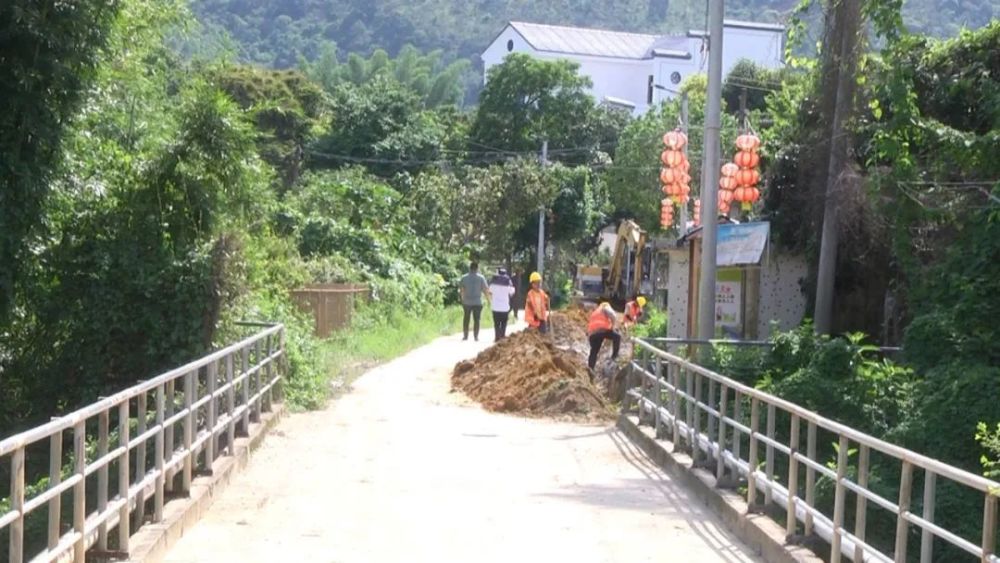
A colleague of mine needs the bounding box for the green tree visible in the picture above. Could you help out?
[470,53,625,162]
[213,66,328,188]
[311,75,465,175]
[303,43,471,108]
[0,0,121,321]
[605,75,739,230]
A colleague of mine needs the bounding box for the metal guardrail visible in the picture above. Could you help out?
[0,323,285,563]
[626,337,998,563]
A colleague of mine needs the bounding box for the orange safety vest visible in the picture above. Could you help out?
[625,301,642,322]
[524,289,549,328]
[588,308,614,334]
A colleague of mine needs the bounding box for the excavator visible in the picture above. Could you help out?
[576,220,650,305]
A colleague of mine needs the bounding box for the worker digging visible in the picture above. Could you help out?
[453,269,642,419]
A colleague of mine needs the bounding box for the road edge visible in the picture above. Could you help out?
[617,413,824,563]
[124,404,286,563]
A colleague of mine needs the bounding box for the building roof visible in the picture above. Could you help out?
[508,21,663,60]
[504,20,783,61]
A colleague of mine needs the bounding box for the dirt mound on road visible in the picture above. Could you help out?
[452,329,613,420]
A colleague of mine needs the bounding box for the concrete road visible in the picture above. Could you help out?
[164,330,761,563]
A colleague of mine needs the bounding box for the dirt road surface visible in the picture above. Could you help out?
[164,330,762,563]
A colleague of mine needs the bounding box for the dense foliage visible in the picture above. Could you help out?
[188,0,998,76]
[0,0,122,322]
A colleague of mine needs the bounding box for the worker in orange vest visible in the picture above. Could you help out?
[587,302,621,370]
[624,296,647,325]
[524,272,550,333]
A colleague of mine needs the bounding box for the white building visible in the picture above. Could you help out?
[482,20,784,114]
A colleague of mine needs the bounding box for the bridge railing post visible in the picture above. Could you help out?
[118,399,131,553]
[135,389,148,526]
[764,404,775,506]
[854,445,870,562]
[182,369,195,493]
[154,384,166,522]
[240,346,251,435]
[205,361,218,470]
[164,378,175,496]
[747,397,760,510]
[804,421,817,535]
[919,468,935,563]
[786,414,800,538]
[670,363,681,446]
[226,354,236,454]
[72,420,86,562]
[894,461,914,563]
[10,445,25,563]
[47,426,63,554]
[653,356,663,438]
[716,383,729,484]
[97,408,110,549]
[830,435,849,563]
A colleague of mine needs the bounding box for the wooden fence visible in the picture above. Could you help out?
[290,284,369,338]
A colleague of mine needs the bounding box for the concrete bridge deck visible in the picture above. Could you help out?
[163,331,761,563]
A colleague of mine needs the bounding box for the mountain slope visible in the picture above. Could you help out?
[189,0,999,69]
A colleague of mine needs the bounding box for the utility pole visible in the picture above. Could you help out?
[537,140,548,277]
[814,0,862,335]
[697,0,725,342]
[679,92,690,229]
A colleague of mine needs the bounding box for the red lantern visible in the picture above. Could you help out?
[718,188,735,205]
[660,167,681,185]
[719,175,737,191]
[660,199,674,228]
[677,183,691,204]
[734,150,760,169]
[661,150,684,167]
[663,183,682,198]
[662,130,688,151]
[680,158,691,172]
[736,133,761,152]
[721,162,739,177]
[733,185,761,211]
[735,168,760,188]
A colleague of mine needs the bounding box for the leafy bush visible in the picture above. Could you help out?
[758,325,914,437]
[631,305,668,339]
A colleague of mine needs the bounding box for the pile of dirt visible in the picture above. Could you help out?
[452,329,613,420]
[549,309,589,354]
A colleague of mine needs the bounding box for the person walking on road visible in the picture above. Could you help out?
[587,302,621,372]
[489,268,516,340]
[459,262,490,341]
[524,272,550,333]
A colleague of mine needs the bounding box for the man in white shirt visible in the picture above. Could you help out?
[488,268,516,340]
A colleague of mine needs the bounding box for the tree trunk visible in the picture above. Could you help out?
[814,0,863,334]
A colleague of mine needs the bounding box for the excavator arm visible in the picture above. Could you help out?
[606,220,646,301]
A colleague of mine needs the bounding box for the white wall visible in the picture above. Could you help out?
[482,24,785,115]
[481,27,534,79]
[756,253,809,337]
[665,248,690,338]
[721,27,784,76]
[664,249,807,340]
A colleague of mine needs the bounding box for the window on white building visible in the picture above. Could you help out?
[647,75,654,104]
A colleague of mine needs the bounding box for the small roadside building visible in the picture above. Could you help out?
[660,221,808,340]
[481,20,785,114]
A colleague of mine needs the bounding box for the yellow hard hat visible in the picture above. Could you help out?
[599,302,611,309]
[529,272,542,283]
[637,296,647,307]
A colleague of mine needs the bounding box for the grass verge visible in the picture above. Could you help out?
[287,305,494,410]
